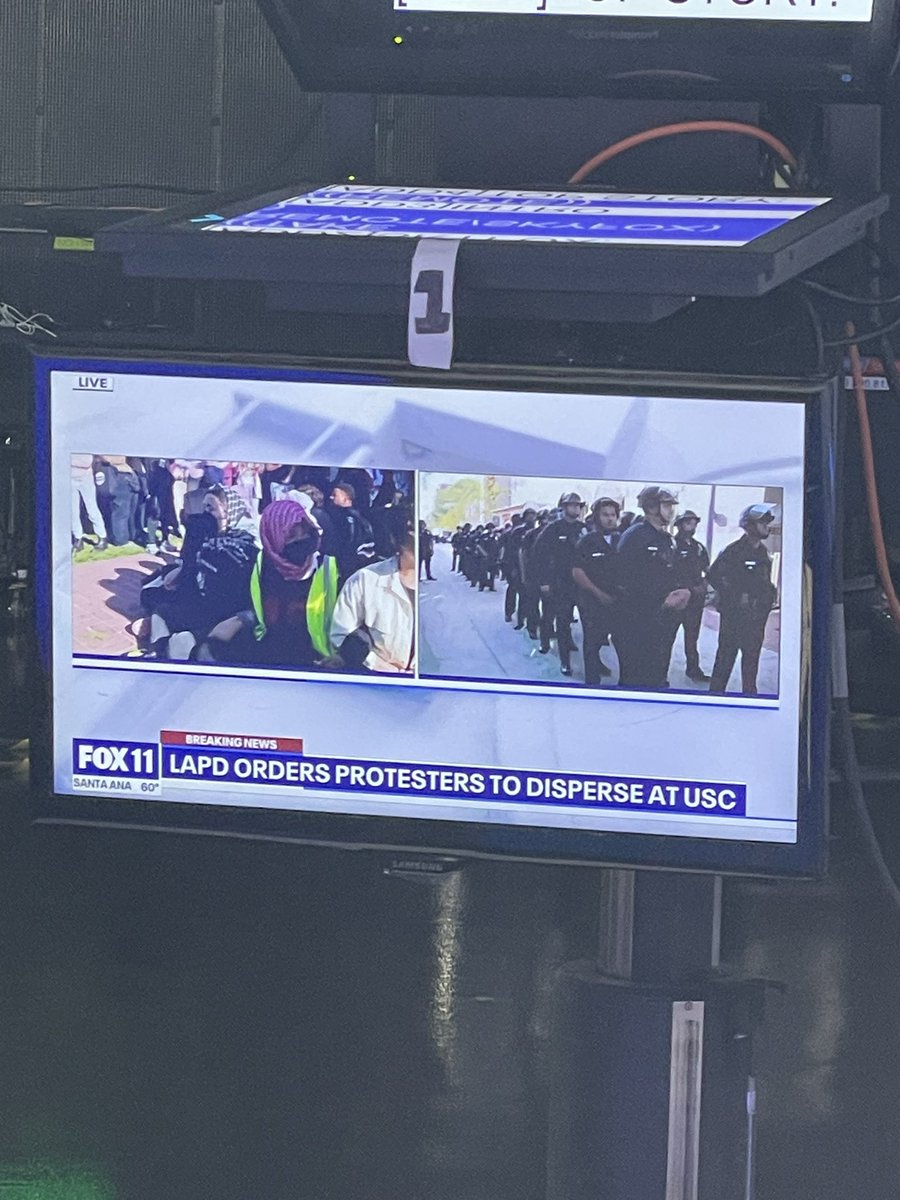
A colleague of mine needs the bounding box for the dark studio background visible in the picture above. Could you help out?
[1,3,900,1198]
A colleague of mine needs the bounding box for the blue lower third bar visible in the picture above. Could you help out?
[212,205,788,245]
[162,747,746,817]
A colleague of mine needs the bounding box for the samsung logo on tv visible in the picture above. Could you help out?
[74,376,115,392]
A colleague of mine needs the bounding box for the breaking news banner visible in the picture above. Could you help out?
[72,732,746,816]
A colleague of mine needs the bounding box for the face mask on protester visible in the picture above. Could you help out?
[282,536,318,567]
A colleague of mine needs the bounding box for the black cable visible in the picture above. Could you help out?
[878,334,900,399]
[797,288,826,374]
[833,697,900,912]
[831,386,900,913]
[802,278,900,307]
[249,98,325,190]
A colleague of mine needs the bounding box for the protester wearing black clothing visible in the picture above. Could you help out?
[572,497,620,684]
[708,505,777,696]
[146,459,180,550]
[614,486,690,689]
[334,468,374,512]
[531,493,586,675]
[94,457,142,547]
[669,510,711,682]
[294,483,337,558]
[330,481,376,583]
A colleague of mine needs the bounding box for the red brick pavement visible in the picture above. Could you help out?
[72,551,163,657]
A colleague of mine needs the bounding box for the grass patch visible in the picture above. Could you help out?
[72,542,163,566]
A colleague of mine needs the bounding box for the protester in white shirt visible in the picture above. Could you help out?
[329,532,415,673]
[71,454,108,550]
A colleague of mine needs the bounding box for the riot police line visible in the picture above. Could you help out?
[443,487,779,696]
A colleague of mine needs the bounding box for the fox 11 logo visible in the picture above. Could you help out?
[73,739,159,779]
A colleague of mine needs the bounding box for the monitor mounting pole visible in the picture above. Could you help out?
[547,869,768,1200]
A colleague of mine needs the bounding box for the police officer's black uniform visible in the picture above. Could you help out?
[708,528,776,695]
[519,516,548,638]
[476,527,500,591]
[450,527,463,573]
[572,528,619,684]
[532,502,585,672]
[614,513,684,688]
[461,526,479,585]
[670,516,710,681]
[502,514,534,625]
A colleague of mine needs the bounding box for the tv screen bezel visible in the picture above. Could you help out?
[31,351,832,878]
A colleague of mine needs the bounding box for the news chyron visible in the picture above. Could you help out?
[52,361,804,852]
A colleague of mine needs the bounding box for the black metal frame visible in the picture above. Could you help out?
[93,184,887,319]
[256,0,899,97]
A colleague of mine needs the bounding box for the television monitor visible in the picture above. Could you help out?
[256,0,897,96]
[33,354,832,875]
[95,187,887,312]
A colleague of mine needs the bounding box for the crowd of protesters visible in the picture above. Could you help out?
[74,459,417,675]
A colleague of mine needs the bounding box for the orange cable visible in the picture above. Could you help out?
[848,327,900,628]
[568,120,798,185]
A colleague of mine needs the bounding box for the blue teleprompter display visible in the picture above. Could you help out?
[203,186,828,248]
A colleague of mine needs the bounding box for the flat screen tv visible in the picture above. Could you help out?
[33,354,832,875]
[256,0,897,95]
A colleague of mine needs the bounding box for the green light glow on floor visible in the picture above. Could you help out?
[0,1168,114,1200]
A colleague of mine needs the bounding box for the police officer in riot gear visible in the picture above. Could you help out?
[708,504,778,696]
[532,492,586,675]
[671,509,711,683]
[503,508,536,626]
[572,497,620,684]
[614,486,690,689]
[519,509,550,639]
[463,524,482,586]
[476,523,500,591]
[451,525,463,573]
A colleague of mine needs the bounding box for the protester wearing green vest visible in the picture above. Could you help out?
[202,498,339,668]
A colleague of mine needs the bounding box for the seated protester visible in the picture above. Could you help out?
[201,499,339,668]
[140,511,218,654]
[142,487,258,661]
[329,529,416,674]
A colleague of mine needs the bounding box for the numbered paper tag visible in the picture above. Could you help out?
[407,238,460,370]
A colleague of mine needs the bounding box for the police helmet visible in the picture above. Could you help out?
[538,508,550,522]
[674,509,700,526]
[591,495,621,515]
[739,503,777,529]
[637,485,677,510]
[559,492,584,506]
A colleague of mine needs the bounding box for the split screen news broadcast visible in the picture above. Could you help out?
[36,356,830,873]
